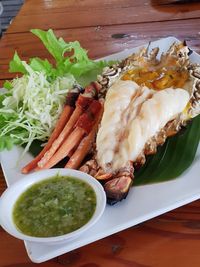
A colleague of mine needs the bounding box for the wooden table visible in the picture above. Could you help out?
[0,1,200,266]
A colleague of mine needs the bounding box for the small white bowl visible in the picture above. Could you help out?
[0,168,106,244]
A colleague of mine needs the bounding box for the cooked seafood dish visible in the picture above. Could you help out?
[22,42,200,204]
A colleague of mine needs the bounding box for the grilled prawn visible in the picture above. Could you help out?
[80,42,200,204]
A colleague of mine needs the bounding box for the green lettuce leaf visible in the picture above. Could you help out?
[30,29,110,82]
[9,52,27,74]
[3,81,13,90]
[31,29,66,63]
[29,58,53,73]
[8,29,112,87]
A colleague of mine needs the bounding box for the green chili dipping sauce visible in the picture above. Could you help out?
[13,175,96,237]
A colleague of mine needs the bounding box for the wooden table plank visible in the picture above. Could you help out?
[7,0,200,33]
[0,18,200,84]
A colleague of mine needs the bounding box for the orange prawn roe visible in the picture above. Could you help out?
[122,67,189,90]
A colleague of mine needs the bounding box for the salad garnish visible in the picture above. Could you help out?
[0,29,112,153]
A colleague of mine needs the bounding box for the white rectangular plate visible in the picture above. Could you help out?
[1,37,200,263]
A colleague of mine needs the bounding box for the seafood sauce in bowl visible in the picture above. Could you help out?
[0,169,106,244]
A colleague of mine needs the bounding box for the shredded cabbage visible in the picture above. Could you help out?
[0,67,75,153]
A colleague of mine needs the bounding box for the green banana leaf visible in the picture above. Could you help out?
[25,140,43,157]
[134,115,200,186]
